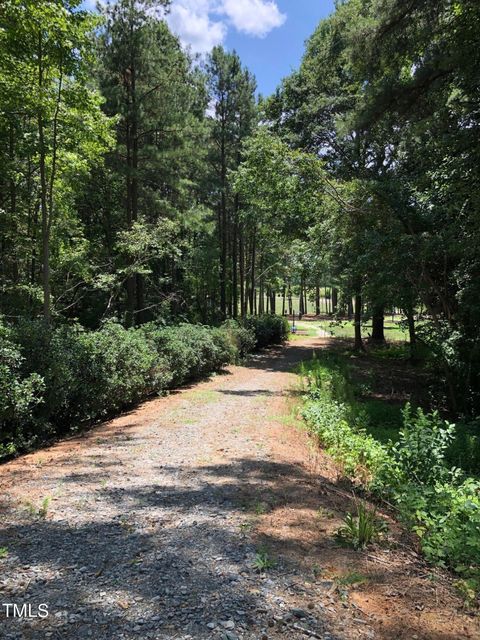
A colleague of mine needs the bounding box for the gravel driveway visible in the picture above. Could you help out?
[1,339,477,640]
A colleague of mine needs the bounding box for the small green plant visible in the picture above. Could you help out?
[336,571,368,587]
[251,500,269,515]
[253,547,276,572]
[239,521,255,536]
[0,547,8,559]
[454,578,478,609]
[336,501,386,549]
[38,497,51,518]
[316,506,335,520]
[25,496,51,519]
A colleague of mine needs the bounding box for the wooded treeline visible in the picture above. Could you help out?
[238,0,480,415]
[0,0,282,328]
[1,0,480,416]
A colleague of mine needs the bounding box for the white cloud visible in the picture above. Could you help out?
[221,0,286,37]
[166,0,286,54]
[167,1,227,54]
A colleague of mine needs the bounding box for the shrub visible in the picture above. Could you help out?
[141,322,233,387]
[0,324,44,455]
[0,316,283,459]
[15,320,157,428]
[301,352,480,590]
[386,404,457,486]
[221,320,256,360]
[243,314,289,349]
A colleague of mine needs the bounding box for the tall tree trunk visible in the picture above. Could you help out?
[232,198,239,318]
[259,265,264,314]
[249,228,256,315]
[131,64,145,324]
[332,287,338,314]
[282,286,286,316]
[219,112,228,319]
[315,282,320,316]
[406,307,417,360]
[299,276,304,317]
[354,293,365,351]
[347,298,353,319]
[371,306,385,344]
[37,34,50,322]
[270,290,276,315]
[239,226,245,318]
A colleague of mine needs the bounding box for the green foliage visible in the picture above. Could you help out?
[336,501,386,549]
[387,405,457,486]
[301,353,480,589]
[253,548,276,572]
[446,420,480,476]
[221,320,257,361]
[243,314,290,349]
[15,320,157,431]
[0,326,44,456]
[140,322,233,388]
[0,317,284,458]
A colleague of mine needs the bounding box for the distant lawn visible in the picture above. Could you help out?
[287,319,409,343]
[289,321,318,340]
[317,319,409,342]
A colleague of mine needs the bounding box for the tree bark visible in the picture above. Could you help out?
[347,298,353,319]
[249,228,256,315]
[232,201,238,318]
[270,289,276,315]
[37,33,50,322]
[406,307,417,360]
[239,225,245,317]
[371,306,385,343]
[354,293,365,351]
[332,287,338,314]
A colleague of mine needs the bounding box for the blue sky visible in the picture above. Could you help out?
[82,1,335,96]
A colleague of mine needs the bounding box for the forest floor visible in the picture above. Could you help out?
[0,336,479,640]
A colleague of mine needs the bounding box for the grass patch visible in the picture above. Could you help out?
[318,319,409,342]
[184,389,219,403]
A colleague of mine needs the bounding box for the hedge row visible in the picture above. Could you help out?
[0,315,289,458]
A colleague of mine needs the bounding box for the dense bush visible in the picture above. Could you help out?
[140,322,235,387]
[0,316,287,458]
[221,320,256,360]
[243,314,290,348]
[0,326,44,456]
[301,354,480,590]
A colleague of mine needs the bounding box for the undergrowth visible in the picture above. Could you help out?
[300,352,480,596]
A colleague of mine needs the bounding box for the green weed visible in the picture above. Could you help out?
[253,548,276,572]
[336,501,386,549]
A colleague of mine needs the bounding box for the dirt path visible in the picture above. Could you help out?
[0,338,478,640]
